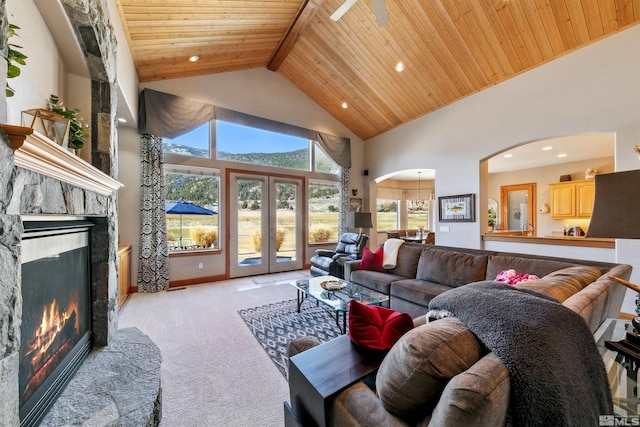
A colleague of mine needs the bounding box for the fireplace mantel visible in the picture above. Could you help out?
[1,124,123,196]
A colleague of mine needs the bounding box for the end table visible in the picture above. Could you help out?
[594,318,640,416]
[286,335,385,426]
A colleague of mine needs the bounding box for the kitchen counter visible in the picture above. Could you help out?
[482,233,614,249]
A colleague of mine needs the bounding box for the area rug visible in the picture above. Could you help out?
[238,299,342,378]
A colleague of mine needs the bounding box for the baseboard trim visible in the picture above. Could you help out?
[128,274,230,294]
[169,274,229,288]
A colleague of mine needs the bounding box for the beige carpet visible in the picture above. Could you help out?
[118,271,308,427]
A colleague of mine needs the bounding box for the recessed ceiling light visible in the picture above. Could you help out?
[117,117,127,123]
[395,62,405,72]
[503,153,513,158]
[558,153,567,158]
[188,55,200,62]
[341,102,348,109]
[542,146,552,151]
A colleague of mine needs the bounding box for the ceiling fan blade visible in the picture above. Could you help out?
[372,0,388,27]
[330,0,358,22]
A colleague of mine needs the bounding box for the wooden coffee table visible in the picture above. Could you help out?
[289,276,389,334]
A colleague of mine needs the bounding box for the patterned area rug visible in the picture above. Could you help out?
[238,299,342,378]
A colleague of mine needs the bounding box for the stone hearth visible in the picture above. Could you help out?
[39,328,162,427]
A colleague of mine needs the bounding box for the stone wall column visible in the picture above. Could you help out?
[0,2,21,425]
[63,0,119,347]
[0,216,21,427]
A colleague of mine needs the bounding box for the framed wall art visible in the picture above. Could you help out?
[349,198,362,212]
[439,194,476,222]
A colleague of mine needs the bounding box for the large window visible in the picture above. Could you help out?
[376,199,399,230]
[308,181,340,243]
[217,121,310,171]
[163,118,341,175]
[162,123,210,158]
[165,170,220,251]
[407,208,429,230]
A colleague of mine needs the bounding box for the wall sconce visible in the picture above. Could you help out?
[352,189,358,196]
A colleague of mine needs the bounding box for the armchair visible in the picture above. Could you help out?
[310,232,369,278]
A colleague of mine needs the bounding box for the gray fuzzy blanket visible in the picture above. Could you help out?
[428,281,612,427]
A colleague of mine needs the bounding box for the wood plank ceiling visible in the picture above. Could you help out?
[116,0,640,140]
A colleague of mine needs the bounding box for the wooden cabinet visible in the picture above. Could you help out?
[118,245,132,310]
[549,180,595,219]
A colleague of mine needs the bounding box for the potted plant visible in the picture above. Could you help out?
[47,94,89,151]
[5,24,27,97]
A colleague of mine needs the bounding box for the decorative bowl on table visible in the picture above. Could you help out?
[320,280,346,291]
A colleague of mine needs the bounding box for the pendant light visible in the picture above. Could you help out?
[415,171,428,212]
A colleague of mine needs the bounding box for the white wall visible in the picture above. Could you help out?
[107,0,139,123]
[117,68,366,282]
[365,25,640,313]
[5,0,65,124]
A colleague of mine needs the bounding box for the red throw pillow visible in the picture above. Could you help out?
[359,246,385,272]
[348,300,414,351]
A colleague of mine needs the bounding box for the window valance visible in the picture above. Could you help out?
[138,89,351,168]
[138,88,215,139]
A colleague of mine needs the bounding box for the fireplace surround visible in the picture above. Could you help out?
[0,1,123,424]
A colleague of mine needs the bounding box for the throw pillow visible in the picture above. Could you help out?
[348,300,414,351]
[375,318,484,422]
[359,246,385,272]
[514,266,602,303]
[495,269,539,285]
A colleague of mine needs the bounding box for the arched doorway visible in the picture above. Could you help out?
[482,134,614,237]
[370,168,436,247]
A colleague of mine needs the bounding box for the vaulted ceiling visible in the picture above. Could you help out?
[116,0,640,140]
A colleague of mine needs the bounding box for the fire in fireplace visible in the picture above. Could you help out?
[19,219,93,427]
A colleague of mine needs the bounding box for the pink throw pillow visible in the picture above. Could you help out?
[359,246,385,272]
[495,269,539,285]
[348,300,414,351]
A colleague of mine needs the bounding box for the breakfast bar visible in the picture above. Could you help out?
[482,233,615,249]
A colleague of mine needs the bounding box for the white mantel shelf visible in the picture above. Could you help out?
[1,124,123,196]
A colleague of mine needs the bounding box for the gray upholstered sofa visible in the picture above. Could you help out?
[345,242,629,326]
[299,242,632,426]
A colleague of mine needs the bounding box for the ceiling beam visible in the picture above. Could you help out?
[267,0,325,71]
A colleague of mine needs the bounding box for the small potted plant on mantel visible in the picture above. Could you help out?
[47,94,89,154]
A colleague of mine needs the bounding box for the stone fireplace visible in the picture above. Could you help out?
[0,1,123,425]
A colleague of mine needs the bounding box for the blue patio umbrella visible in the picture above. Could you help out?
[165,198,217,246]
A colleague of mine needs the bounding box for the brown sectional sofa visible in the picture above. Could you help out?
[345,242,630,327]
[317,242,632,426]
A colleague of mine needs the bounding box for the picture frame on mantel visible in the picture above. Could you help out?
[439,194,476,222]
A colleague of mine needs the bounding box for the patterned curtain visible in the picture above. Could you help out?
[339,166,350,236]
[138,134,170,292]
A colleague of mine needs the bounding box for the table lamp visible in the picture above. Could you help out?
[586,169,640,358]
[346,211,373,252]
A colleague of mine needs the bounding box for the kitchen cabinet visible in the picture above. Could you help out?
[549,180,595,219]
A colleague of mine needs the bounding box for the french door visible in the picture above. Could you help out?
[229,172,303,278]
